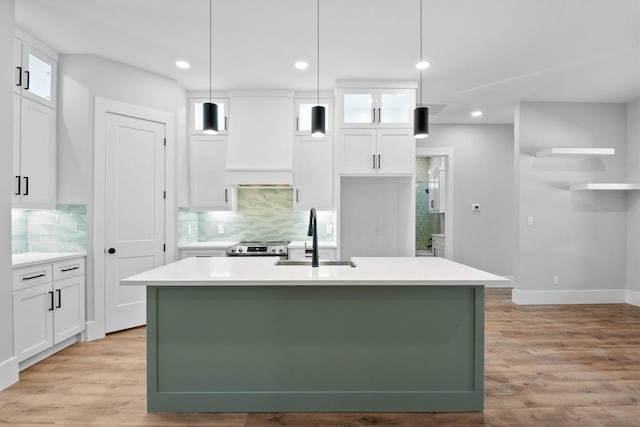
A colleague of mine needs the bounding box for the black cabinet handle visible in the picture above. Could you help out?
[371,108,375,123]
[108,248,116,254]
[56,289,61,309]
[296,189,299,203]
[224,188,228,203]
[224,116,228,130]
[372,154,376,169]
[23,273,45,281]
[48,291,54,311]
[61,266,79,272]
[24,70,30,90]
[23,176,29,196]
[377,108,381,123]
[378,154,381,169]
[16,66,22,87]
[296,116,299,131]
[15,176,20,196]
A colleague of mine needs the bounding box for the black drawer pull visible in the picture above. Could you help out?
[23,273,46,281]
[24,70,30,90]
[15,176,20,196]
[48,291,54,311]
[56,289,61,308]
[23,176,29,196]
[61,266,79,272]
[16,66,22,86]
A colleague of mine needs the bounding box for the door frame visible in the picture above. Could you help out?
[414,146,454,260]
[89,97,175,341]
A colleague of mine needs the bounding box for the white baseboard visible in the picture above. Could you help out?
[0,356,19,391]
[83,320,105,342]
[19,336,79,371]
[512,288,627,305]
[627,289,640,307]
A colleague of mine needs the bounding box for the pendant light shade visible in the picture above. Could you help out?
[202,0,218,135]
[203,102,218,135]
[414,106,429,139]
[311,0,325,138]
[311,105,325,137]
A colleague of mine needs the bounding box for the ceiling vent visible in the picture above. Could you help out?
[426,104,447,115]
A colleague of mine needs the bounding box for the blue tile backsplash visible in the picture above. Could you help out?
[12,205,87,254]
[179,188,336,244]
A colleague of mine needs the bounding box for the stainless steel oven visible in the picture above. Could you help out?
[225,241,290,259]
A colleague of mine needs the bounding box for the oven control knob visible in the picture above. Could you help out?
[271,248,276,252]
[230,248,236,253]
[278,248,284,253]
[238,248,244,253]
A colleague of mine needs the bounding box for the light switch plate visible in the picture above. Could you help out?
[326,224,333,234]
[472,204,480,211]
[527,216,534,226]
[217,224,224,234]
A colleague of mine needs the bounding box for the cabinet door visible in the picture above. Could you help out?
[342,93,374,127]
[340,130,376,174]
[293,137,333,210]
[189,136,231,210]
[21,43,56,109]
[378,92,412,127]
[376,129,414,175]
[179,249,227,259]
[13,283,53,362]
[18,98,56,208]
[295,99,331,135]
[12,94,21,204]
[53,276,85,344]
[191,98,228,135]
[13,38,22,94]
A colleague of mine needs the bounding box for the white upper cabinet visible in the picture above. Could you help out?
[190,97,229,135]
[14,97,56,209]
[14,38,57,109]
[293,136,333,210]
[340,129,414,176]
[295,98,332,136]
[189,136,233,210]
[340,89,414,128]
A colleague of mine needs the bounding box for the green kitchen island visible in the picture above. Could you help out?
[122,256,508,413]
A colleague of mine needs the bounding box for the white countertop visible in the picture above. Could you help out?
[122,256,508,287]
[431,234,445,238]
[288,241,338,249]
[13,252,87,269]
[178,242,236,249]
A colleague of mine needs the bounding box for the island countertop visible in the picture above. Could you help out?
[122,256,508,286]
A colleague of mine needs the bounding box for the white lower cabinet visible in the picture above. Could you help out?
[13,258,85,363]
[288,247,337,261]
[432,235,445,258]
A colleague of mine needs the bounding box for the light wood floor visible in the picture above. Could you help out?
[1,289,639,426]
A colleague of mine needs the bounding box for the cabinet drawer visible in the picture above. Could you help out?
[13,264,52,291]
[53,258,85,280]
[179,249,227,259]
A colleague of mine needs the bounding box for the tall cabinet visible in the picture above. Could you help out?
[12,31,58,209]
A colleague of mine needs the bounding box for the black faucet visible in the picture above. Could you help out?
[307,208,319,267]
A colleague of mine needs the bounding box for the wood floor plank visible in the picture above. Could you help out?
[0,289,639,426]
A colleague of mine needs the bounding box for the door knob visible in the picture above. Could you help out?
[108,248,116,254]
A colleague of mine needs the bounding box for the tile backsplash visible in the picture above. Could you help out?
[12,205,87,254]
[179,188,336,244]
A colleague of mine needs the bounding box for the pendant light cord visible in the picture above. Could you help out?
[419,0,423,107]
[209,0,212,103]
[317,0,320,105]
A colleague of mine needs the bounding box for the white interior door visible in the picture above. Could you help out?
[105,113,165,333]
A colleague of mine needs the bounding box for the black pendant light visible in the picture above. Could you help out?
[311,0,325,138]
[414,0,429,139]
[203,0,218,135]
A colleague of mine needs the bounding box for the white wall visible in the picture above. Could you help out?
[626,100,640,301]
[57,54,186,330]
[0,0,18,391]
[514,102,628,304]
[417,124,515,277]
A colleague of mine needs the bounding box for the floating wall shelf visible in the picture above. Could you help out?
[570,183,640,191]
[536,148,615,158]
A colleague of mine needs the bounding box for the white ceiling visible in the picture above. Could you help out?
[15,0,640,124]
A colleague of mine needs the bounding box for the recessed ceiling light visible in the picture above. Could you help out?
[471,110,483,117]
[295,61,309,70]
[175,60,190,69]
[416,61,430,70]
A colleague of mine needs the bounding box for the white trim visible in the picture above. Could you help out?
[0,356,19,391]
[415,146,455,260]
[512,289,627,305]
[93,97,175,339]
[14,27,58,61]
[627,289,640,307]
[334,80,418,89]
[18,336,78,371]
[82,320,103,342]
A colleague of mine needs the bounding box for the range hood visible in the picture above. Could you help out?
[226,91,294,186]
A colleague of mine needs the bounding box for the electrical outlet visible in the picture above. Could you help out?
[472,204,480,211]
[552,275,559,285]
[187,225,192,235]
[527,216,534,226]
[217,224,224,234]
[326,224,333,234]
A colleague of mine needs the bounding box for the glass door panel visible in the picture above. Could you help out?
[343,93,373,125]
[380,93,410,125]
[21,44,56,109]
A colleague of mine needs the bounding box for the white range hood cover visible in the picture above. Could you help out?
[225,169,293,186]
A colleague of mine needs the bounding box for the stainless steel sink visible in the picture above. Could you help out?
[275,260,356,267]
